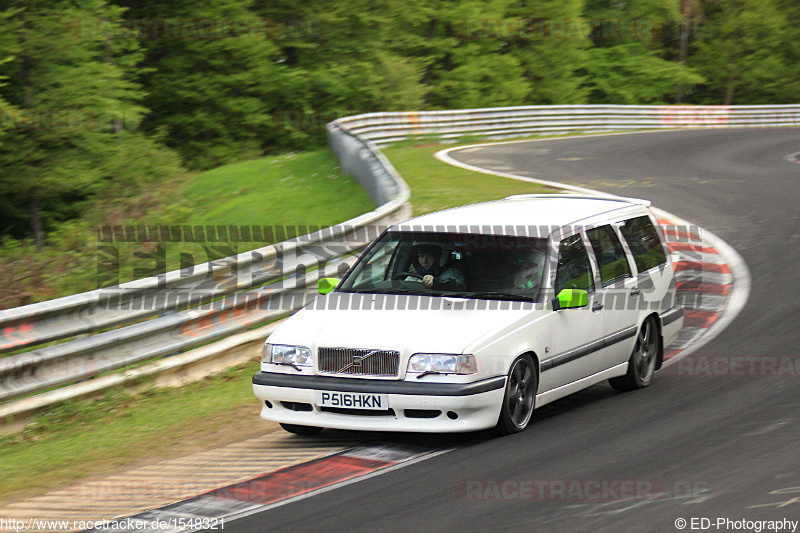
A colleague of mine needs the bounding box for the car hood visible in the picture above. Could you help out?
[269,292,543,355]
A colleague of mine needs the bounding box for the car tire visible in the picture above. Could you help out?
[609,315,661,392]
[495,354,537,435]
[280,423,324,436]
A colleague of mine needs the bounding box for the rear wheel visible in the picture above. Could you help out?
[609,315,660,392]
[496,355,537,435]
[280,423,324,436]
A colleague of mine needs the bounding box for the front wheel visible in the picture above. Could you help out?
[280,423,324,436]
[609,316,661,392]
[495,355,537,435]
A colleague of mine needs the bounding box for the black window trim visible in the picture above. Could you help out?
[586,223,635,288]
[617,214,668,275]
[552,230,597,296]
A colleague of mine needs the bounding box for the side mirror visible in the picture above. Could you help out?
[318,277,340,295]
[552,289,589,311]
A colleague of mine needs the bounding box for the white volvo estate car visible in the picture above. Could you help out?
[253,195,684,435]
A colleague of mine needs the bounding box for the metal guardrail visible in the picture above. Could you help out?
[0,213,396,355]
[0,125,411,410]
[337,104,800,145]
[0,259,352,401]
[2,104,797,417]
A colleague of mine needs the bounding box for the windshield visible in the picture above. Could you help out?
[338,231,548,302]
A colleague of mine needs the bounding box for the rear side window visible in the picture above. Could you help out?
[619,216,667,272]
[555,234,594,294]
[587,225,632,287]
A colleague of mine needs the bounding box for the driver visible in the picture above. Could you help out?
[406,244,465,290]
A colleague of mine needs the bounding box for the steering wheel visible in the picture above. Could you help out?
[395,271,423,280]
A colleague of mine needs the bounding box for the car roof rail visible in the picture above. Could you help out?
[503,193,651,207]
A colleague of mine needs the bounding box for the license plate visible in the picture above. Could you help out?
[317,391,389,410]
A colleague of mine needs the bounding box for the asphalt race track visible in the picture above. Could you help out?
[228,129,800,532]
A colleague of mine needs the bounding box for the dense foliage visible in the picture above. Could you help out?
[1,0,798,245]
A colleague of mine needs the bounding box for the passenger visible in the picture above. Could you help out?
[509,253,544,293]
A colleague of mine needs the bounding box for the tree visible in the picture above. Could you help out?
[254,0,429,139]
[119,0,308,168]
[0,8,18,154]
[690,0,797,104]
[0,49,21,238]
[772,0,800,101]
[414,0,527,108]
[580,0,703,103]
[0,0,181,247]
[508,0,591,104]
[674,0,704,102]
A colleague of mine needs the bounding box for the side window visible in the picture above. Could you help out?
[619,216,667,272]
[587,225,632,287]
[554,234,594,294]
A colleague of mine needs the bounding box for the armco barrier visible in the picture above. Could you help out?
[0,125,411,417]
[336,104,800,145]
[0,258,351,401]
[2,104,797,420]
[0,212,399,355]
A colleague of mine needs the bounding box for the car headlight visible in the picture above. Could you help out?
[407,354,477,375]
[263,343,313,367]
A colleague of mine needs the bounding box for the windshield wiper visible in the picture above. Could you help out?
[346,288,430,296]
[343,289,380,294]
[345,289,534,302]
[444,291,536,302]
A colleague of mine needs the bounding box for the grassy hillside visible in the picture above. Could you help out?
[0,149,372,310]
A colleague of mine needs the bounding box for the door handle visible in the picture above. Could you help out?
[592,302,604,311]
[630,287,641,296]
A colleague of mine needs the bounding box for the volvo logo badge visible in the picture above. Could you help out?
[337,350,379,373]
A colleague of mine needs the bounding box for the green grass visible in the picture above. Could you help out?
[381,142,555,216]
[0,363,259,502]
[0,149,372,309]
[180,150,370,229]
[109,149,373,287]
[0,138,560,504]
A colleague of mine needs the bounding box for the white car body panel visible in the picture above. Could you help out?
[252,195,684,433]
[268,293,534,378]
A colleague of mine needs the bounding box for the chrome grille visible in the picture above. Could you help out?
[318,347,400,377]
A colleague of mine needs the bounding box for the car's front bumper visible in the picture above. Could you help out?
[252,371,506,433]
